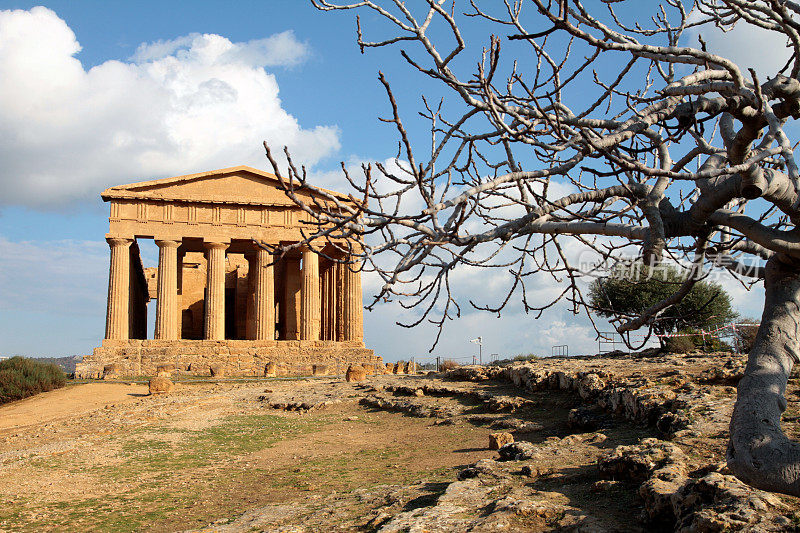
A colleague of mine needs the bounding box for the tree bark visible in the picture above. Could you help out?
[728,256,800,495]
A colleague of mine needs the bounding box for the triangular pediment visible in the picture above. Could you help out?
[102,165,352,206]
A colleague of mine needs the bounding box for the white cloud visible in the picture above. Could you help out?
[0,7,339,208]
[0,234,107,314]
[684,11,793,77]
[132,31,309,67]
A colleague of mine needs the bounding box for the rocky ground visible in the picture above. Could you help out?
[1,351,799,532]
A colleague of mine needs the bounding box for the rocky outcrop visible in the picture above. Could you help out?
[598,438,791,531]
[446,364,696,439]
[359,394,461,419]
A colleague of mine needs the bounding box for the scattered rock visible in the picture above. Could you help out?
[488,432,514,450]
[264,362,277,378]
[346,365,366,382]
[457,459,499,480]
[497,440,539,461]
[149,376,174,395]
[567,406,611,431]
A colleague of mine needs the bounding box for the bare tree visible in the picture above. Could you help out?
[263,0,800,495]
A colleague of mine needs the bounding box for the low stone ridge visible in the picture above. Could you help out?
[443,361,714,439]
[360,394,462,419]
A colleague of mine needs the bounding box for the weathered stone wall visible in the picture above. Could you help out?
[75,339,378,378]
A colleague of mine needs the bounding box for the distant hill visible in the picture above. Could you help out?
[32,355,83,374]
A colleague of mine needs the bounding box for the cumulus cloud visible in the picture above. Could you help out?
[0,7,339,208]
[684,11,793,77]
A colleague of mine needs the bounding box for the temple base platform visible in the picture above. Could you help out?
[75,339,378,378]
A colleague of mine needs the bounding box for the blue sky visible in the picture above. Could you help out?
[0,2,774,360]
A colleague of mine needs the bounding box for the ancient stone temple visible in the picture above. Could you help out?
[76,166,378,378]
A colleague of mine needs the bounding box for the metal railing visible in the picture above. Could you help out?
[551,345,569,357]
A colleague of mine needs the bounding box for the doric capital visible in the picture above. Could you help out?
[154,239,181,249]
[106,237,133,249]
[204,241,229,251]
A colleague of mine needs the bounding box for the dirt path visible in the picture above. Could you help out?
[0,383,149,431]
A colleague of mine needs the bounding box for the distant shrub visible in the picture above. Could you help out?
[664,334,696,354]
[492,353,540,366]
[440,359,460,371]
[664,329,731,354]
[0,356,67,405]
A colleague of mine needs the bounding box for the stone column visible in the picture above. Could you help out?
[204,242,228,340]
[343,261,364,342]
[245,253,257,340]
[154,240,180,340]
[254,247,275,340]
[283,257,302,340]
[326,264,337,341]
[105,237,133,340]
[335,262,346,341]
[300,247,321,341]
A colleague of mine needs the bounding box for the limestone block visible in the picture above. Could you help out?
[209,364,225,378]
[346,365,366,382]
[298,364,314,375]
[489,432,514,450]
[264,362,277,377]
[102,339,126,348]
[149,376,174,394]
[393,362,404,375]
[275,365,289,377]
[386,363,394,374]
[363,364,375,375]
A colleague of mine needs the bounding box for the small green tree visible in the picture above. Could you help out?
[589,263,737,346]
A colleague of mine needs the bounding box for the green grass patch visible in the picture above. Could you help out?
[99,413,331,481]
[0,356,66,404]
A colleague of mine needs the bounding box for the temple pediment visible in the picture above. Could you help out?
[102,165,349,207]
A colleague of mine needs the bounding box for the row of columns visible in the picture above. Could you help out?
[105,237,363,342]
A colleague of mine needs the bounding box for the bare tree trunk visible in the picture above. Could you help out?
[728,257,800,495]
